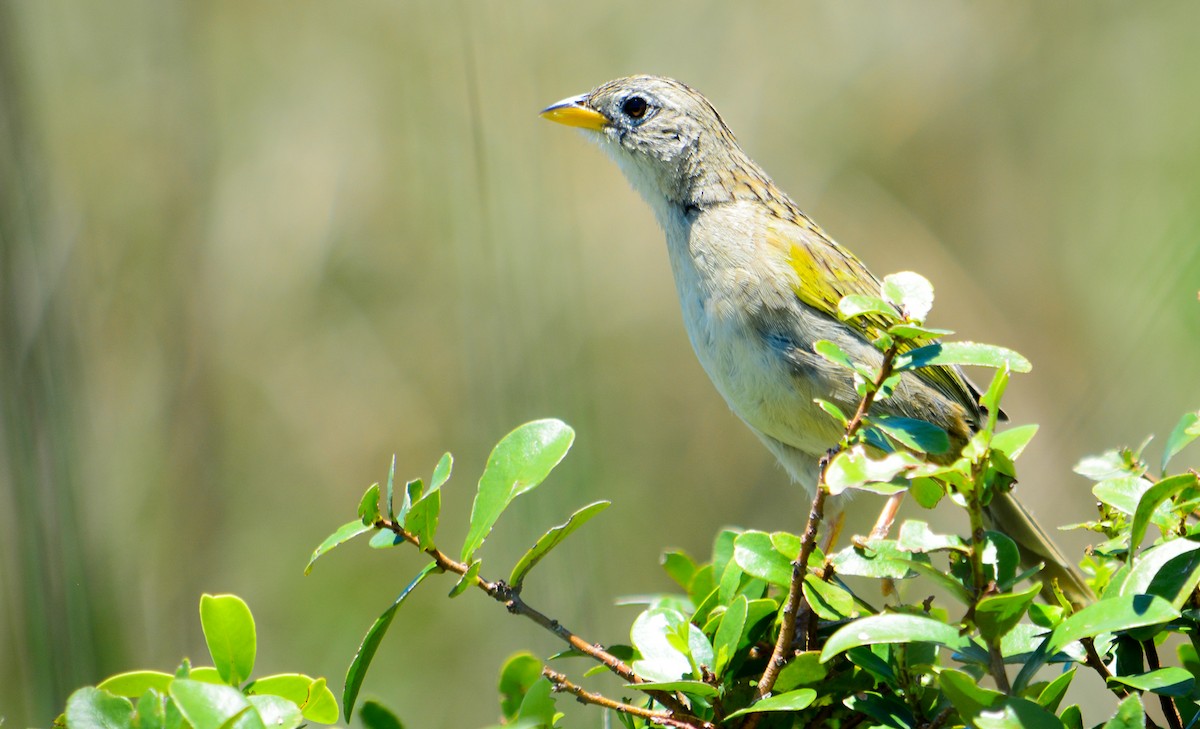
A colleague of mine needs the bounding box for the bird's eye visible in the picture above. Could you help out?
[621,95,649,120]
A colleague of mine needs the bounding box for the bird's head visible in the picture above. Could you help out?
[541,75,759,213]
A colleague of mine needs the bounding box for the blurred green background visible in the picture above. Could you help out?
[2,2,1199,726]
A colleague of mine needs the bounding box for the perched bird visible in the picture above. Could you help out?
[542,75,1090,606]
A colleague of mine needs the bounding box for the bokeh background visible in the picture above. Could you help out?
[3,2,1199,726]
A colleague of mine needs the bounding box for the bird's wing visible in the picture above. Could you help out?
[766,217,982,415]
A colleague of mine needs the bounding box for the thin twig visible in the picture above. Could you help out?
[1082,637,1127,698]
[542,667,711,729]
[1144,639,1183,729]
[755,341,901,704]
[379,519,693,717]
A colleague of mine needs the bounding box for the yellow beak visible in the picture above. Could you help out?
[540,94,608,131]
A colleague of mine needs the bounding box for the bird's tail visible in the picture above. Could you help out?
[984,490,1095,609]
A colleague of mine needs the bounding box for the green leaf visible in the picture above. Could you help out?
[1036,669,1075,712]
[66,688,134,729]
[134,689,167,729]
[979,366,1010,429]
[515,677,556,727]
[1162,412,1200,473]
[1075,451,1133,481]
[498,652,543,721]
[244,674,311,705]
[975,699,1065,729]
[910,477,944,508]
[300,677,337,723]
[1131,473,1199,553]
[940,669,1004,718]
[661,551,697,590]
[897,521,966,553]
[170,679,264,729]
[992,424,1039,460]
[712,595,748,677]
[630,608,693,682]
[629,680,719,698]
[725,689,817,719]
[981,531,1022,588]
[1094,476,1154,515]
[814,398,848,425]
[839,294,900,322]
[405,489,440,550]
[814,339,858,372]
[449,560,481,598]
[358,483,381,525]
[305,520,372,575]
[771,531,802,560]
[733,530,793,587]
[1061,705,1083,729]
[384,456,397,519]
[368,530,403,549]
[803,576,857,620]
[1047,594,1180,653]
[882,271,934,322]
[774,652,827,692]
[359,700,406,729]
[825,447,920,495]
[246,695,303,729]
[889,323,954,341]
[395,479,422,525]
[344,563,438,721]
[1102,694,1144,729]
[97,671,174,697]
[832,539,921,580]
[872,415,950,454]
[975,582,1041,642]
[199,594,256,686]
[1109,667,1194,697]
[431,452,453,490]
[820,614,968,661]
[1120,538,1200,608]
[461,419,575,562]
[509,501,610,590]
[894,342,1032,373]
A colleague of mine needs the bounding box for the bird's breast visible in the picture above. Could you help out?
[660,205,847,458]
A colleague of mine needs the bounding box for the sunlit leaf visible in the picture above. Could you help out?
[872,415,949,454]
[199,594,255,686]
[882,271,934,322]
[733,530,793,587]
[1108,667,1194,697]
[66,688,134,729]
[358,483,381,525]
[724,689,817,719]
[1048,594,1179,653]
[97,671,174,697]
[171,679,264,729]
[509,501,610,590]
[1162,412,1200,474]
[344,563,438,720]
[895,342,1031,373]
[712,595,747,677]
[1130,473,1198,553]
[306,520,372,575]
[498,652,542,721]
[820,614,969,661]
[461,420,575,562]
[975,582,1040,642]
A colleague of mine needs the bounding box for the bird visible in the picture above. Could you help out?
[541,74,1091,607]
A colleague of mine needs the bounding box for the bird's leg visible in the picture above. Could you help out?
[819,511,845,555]
[869,492,906,599]
[869,493,906,541]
